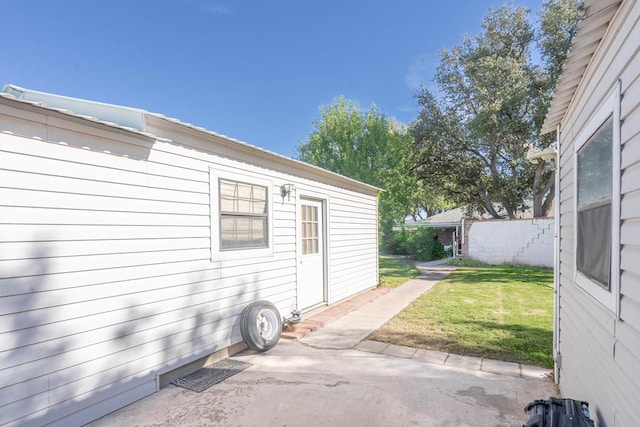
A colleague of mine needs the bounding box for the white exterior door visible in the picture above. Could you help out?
[298,199,325,309]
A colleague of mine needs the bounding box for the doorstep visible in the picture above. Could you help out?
[281,287,390,340]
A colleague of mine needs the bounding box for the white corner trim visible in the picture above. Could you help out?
[572,81,621,315]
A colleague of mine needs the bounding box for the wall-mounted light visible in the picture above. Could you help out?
[280,183,295,201]
[526,145,557,164]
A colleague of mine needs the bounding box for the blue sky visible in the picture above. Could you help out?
[2,0,541,157]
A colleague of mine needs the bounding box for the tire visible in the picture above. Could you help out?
[240,300,282,352]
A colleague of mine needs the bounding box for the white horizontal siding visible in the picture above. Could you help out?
[0,247,211,279]
[621,268,640,302]
[0,144,209,193]
[2,281,293,392]
[621,126,640,169]
[0,187,208,216]
[622,188,640,219]
[0,130,206,182]
[0,237,210,261]
[4,376,157,427]
[556,1,640,425]
[1,99,378,426]
[0,168,204,204]
[0,224,207,242]
[331,251,379,271]
[327,188,378,304]
[0,264,221,316]
[0,259,219,298]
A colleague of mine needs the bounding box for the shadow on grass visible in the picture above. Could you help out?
[379,257,420,277]
[379,256,421,287]
[445,267,553,289]
[370,319,553,368]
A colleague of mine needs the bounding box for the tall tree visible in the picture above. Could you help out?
[297,96,448,232]
[411,0,583,218]
[537,0,584,91]
[530,0,584,216]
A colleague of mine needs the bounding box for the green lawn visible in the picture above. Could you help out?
[379,256,421,288]
[370,264,554,367]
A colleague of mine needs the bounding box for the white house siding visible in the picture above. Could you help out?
[556,1,640,425]
[327,191,379,303]
[0,100,378,426]
[144,116,380,306]
[466,218,554,267]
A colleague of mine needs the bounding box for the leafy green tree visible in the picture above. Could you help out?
[537,0,584,91]
[411,0,582,218]
[530,0,584,216]
[297,96,448,236]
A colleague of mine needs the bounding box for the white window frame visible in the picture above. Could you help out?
[210,167,274,261]
[572,82,621,315]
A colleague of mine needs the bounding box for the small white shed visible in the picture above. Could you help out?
[0,85,380,426]
[541,0,640,425]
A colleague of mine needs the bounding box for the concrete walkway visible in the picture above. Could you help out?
[88,259,557,426]
[291,259,549,381]
[297,262,456,349]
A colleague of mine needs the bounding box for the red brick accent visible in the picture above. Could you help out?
[279,287,390,341]
[281,330,306,340]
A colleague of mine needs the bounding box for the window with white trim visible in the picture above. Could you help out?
[576,118,612,288]
[301,203,319,255]
[573,82,621,313]
[218,179,269,250]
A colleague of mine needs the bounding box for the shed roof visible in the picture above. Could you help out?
[422,207,465,227]
[541,0,623,135]
[403,208,465,228]
[1,84,381,193]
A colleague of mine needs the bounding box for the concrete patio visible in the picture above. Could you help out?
[88,261,557,426]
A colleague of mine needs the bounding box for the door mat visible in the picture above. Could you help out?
[170,359,251,393]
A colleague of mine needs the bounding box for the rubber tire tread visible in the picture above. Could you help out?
[240,300,282,352]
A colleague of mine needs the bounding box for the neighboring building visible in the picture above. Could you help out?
[403,208,465,253]
[0,85,380,426]
[402,206,548,262]
[541,0,640,425]
[463,218,554,268]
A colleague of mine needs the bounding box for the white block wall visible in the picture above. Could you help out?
[467,219,554,267]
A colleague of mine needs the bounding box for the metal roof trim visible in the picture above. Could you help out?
[147,112,383,193]
[1,87,381,193]
[0,92,158,140]
[541,0,623,135]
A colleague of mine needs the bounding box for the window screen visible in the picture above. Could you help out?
[576,118,612,289]
[219,179,269,250]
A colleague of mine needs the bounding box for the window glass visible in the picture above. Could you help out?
[578,118,612,207]
[576,118,612,289]
[219,179,269,250]
[301,204,319,255]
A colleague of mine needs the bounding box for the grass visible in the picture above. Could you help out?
[379,256,421,288]
[369,264,554,368]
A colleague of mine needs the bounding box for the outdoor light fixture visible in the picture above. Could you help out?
[526,145,558,164]
[527,145,558,165]
[280,183,295,201]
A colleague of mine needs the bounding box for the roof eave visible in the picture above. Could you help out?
[148,113,383,194]
[541,0,623,135]
[1,85,381,194]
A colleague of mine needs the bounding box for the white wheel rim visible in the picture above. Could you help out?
[256,309,278,340]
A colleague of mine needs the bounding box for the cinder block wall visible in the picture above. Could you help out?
[464,219,554,267]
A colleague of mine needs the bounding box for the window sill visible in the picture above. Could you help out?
[574,271,616,313]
